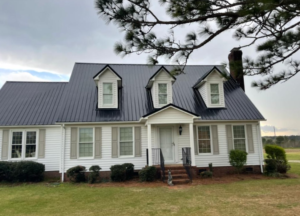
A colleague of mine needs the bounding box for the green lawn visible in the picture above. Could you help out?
[1,178,300,216]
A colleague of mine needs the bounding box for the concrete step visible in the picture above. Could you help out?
[172,179,190,185]
[164,166,185,170]
[163,170,186,175]
[171,174,189,179]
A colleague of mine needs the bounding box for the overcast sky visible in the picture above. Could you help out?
[0,0,299,136]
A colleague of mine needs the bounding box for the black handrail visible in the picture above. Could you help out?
[182,147,192,182]
[146,148,165,182]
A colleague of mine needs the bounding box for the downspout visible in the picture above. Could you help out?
[61,124,66,182]
[256,122,264,173]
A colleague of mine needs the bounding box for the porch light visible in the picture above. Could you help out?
[179,125,182,135]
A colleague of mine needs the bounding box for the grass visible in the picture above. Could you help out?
[263,148,300,161]
[0,177,300,216]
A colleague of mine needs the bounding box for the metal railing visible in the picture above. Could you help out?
[182,147,192,182]
[146,148,166,182]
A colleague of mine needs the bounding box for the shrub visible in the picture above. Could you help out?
[139,166,157,182]
[110,165,126,182]
[264,159,291,176]
[88,165,101,184]
[229,150,248,173]
[67,166,86,183]
[122,163,134,180]
[276,161,291,174]
[200,171,213,178]
[0,161,44,182]
[264,159,277,174]
[265,145,287,164]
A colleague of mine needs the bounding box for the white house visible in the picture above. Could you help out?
[0,50,265,183]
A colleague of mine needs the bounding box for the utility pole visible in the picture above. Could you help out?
[274,126,276,137]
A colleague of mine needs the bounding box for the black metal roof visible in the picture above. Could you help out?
[56,63,265,123]
[0,82,67,126]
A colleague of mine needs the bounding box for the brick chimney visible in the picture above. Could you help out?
[228,48,245,91]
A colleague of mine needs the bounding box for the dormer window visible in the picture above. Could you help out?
[145,66,176,109]
[193,67,226,108]
[210,84,220,105]
[103,83,113,105]
[93,65,122,109]
[158,83,168,105]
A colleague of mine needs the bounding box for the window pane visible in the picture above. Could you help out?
[158,84,167,94]
[103,95,113,104]
[159,94,167,104]
[198,140,211,153]
[210,84,219,94]
[79,143,93,157]
[211,94,219,104]
[26,132,36,144]
[12,145,22,158]
[198,126,210,139]
[120,142,133,156]
[103,83,113,94]
[120,127,133,141]
[12,132,22,144]
[233,126,245,138]
[79,128,93,143]
[26,145,36,158]
[234,139,246,151]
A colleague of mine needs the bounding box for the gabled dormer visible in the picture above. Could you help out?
[146,66,176,109]
[93,65,122,109]
[193,67,226,108]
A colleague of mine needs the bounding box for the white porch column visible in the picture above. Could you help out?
[189,123,196,166]
[147,124,153,166]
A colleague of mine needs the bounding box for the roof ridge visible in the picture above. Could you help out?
[75,62,223,66]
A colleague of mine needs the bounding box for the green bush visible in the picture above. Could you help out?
[122,163,134,180]
[229,150,248,173]
[264,159,291,175]
[200,171,213,178]
[264,159,277,174]
[139,166,157,182]
[88,165,101,184]
[0,161,44,182]
[67,166,86,183]
[110,165,126,182]
[276,161,291,174]
[265,145,287,164]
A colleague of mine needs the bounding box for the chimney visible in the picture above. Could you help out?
[228,48,245,91]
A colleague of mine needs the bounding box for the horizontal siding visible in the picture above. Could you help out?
[147,107,194,124]
[199,84,207,105]
[0,130,2,160]
[64,124,148,172]
[195,123,261,167]
[0,127,61,171]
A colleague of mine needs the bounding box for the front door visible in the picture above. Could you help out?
[159,127,174,163]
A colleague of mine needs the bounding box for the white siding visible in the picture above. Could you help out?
[152,70,174,108]
[198,70,225,108]
[195,123,260,167]
[0,130,2,160]
[0,127,61,171]
[147,107,194,124]
[63,124,148,172]
[98,68,119,109]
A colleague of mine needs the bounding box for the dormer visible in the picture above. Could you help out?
[146,66,176,109]
[193,67,226,108]
[93,65,122,109]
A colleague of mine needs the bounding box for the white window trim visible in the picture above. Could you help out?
[118,126,135,158]
[209,82,221,106]
[102,82,114,106]
[9,129,39,161]
[232,124,248,152]
[197,125,213,155]
[158,82,168,106]
[77,127,95,159]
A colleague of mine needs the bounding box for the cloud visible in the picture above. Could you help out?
[261,125,298,133]
[0,71,48,87]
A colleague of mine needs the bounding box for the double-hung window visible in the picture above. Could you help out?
[103,83,113,105]
[210,84,220,104]
[158,83,167,105]
[119,127,134,156]
[11,130,37,159]
[79,128,94,158]
[233,125,246,152]
[198,126,212,154]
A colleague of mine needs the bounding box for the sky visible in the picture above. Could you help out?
[0,0,299,136]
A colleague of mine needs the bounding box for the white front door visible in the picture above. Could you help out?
[160,127,174,163]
